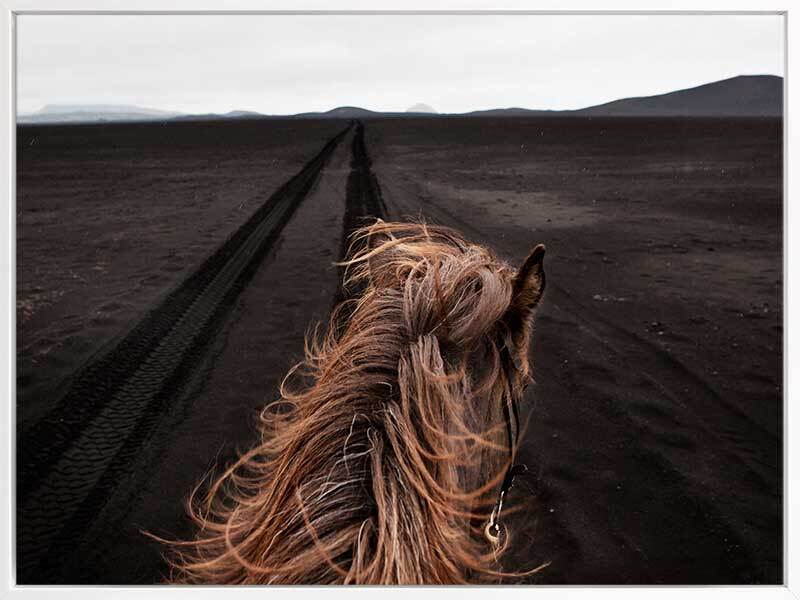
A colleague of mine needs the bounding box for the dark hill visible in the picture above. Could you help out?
[17,75,782,125]
[294,106,382,119]
[576,75,782,117]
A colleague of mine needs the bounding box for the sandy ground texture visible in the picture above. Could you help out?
[16,116,782,584]
[17,119,343,426]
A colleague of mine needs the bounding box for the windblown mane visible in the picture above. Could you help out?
[161,220,546,584]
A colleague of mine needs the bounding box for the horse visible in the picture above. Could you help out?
[159,219,548,584]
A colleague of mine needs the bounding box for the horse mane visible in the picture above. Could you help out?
[159,220,546,584]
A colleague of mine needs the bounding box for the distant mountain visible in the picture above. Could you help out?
[172,109,266,122]
[225,110,264,118]
[292,106,383,119]
[463,76,782,118]
[18,104,183,124]
[464,107,558,117]
[406,103,437,114]
[292,105,441,119]
[575,75,782,117]
[18,75,782,125]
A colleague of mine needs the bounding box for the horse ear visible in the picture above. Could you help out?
[510,244,546,321]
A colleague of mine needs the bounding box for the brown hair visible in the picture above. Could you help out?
[159,220,547,584]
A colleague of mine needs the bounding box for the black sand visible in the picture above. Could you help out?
[16,116,782,584]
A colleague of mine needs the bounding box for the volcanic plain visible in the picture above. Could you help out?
[17,115,782,584]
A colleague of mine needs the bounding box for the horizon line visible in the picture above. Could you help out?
[18,73,784,119]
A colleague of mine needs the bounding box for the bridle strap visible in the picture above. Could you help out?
[484,337,528,545]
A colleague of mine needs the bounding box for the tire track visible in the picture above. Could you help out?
[332,121,387,317]
[18,123,352,581]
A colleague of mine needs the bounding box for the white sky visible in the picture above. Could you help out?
[17,14,784,115]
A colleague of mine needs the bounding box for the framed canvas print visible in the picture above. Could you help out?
[1,1,792,595]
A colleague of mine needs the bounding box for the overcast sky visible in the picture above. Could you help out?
[17,14,784,115]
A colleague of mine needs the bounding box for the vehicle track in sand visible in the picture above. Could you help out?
[332,121,388,316]
[18,123,352,582]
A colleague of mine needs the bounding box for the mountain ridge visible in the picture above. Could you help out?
[18,75,782,124]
